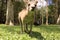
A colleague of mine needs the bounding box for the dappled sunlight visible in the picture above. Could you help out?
[0,24,60,40]
[0,0,60,40]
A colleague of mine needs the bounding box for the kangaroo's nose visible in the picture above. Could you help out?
[32,7,35,10]
[32,7,35,8]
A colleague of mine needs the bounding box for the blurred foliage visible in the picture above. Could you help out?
[0,0,6,24]
[14,1,25,13]
[48,5,56,24]
[48,4,58,24]
[0,0,60,25]
[0,0,25,24]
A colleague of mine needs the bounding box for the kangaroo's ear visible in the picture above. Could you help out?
[23,0,30,4]
[35,0,38,4]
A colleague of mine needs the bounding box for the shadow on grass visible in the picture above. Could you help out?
[29,31,45,40]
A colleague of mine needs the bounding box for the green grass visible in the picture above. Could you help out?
[0,24,60,40]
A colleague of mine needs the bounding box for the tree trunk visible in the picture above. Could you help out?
[41,9,44,25]
[56,0,60,24]
[46,1,48,25]
[57,15,60,24]
[5,0,14,26]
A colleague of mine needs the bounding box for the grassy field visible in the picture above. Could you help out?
[0,24,60,40]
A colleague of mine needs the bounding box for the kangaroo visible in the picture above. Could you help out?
[18,0,38,33]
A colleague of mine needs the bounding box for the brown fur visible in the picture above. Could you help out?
[18,0,38,33]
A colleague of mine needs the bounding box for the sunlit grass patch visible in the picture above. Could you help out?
[0,24,60,40]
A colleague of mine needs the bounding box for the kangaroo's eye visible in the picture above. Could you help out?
[28,4,30,6]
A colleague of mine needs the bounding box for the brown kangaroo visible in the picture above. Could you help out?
[18,0,38,33]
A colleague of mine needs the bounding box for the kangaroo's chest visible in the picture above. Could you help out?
[19,10,28,19]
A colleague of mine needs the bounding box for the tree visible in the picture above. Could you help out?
[46,0,48,25]
[40,7,45,25]
[57,0,60,24]
[5,0,14,25]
